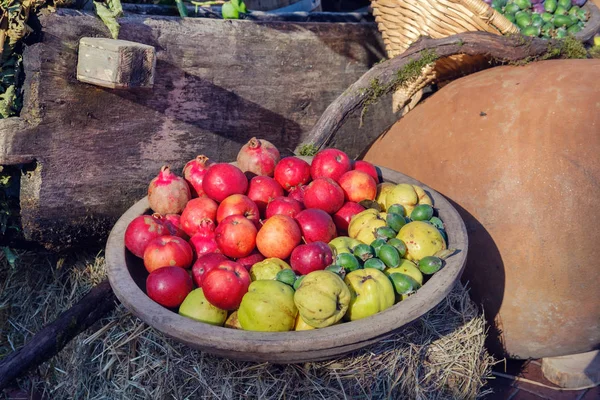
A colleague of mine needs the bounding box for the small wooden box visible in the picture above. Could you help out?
[77,37,156,89]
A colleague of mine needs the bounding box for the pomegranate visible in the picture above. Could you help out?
[182,155,214,197]
[143,235,194,273]
[288,184,308,205]
[215,214,258,259]
[216,194,260,227]
[246,176,284,216]
[333,201,366,235]
[236,137,280,177]
[146,266,193,309]
[273,156,311,190]
[290,241,333,275]
[202,163,248,202]
[148,165,191,215]
[189,233,220,260]
[191,252,229,287]
[162,214,189,240]
[265,196,304,219]
[124,214,167,258]
[202,260,251,310]
[180,197,218,237]
[353,160,379,183]
[236,249,265,271]
[338,170,377,203]
[294,208,337,243]
[303,177,345,214]
[255,215,302,259]
[310,149,352,182]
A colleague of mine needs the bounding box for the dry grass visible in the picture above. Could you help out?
[0,249,495,399]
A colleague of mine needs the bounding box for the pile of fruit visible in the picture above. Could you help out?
[483,0,590,38]
[124,138,454,332]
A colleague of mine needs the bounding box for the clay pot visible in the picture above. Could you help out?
[364,60,600,359]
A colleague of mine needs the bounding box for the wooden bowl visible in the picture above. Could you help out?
[105,163,468,363]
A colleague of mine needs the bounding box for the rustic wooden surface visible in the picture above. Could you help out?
[77,38,156,89]
[303,30,598,159]
[104,159,469,363]
[0,280,116,390]
[0,9,385,248]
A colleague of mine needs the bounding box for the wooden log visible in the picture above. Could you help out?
[76,38,156,89]
[0,280,117,390]
[303,32,590,159]
[0,9,384,249]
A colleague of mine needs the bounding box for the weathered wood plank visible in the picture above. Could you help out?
[0,9,384,248]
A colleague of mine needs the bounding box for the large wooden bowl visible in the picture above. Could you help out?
[105,163,468,363]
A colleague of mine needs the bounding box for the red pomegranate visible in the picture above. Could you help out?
[288,184,308,205]
[148,165,191,215]
[162,214,189,240]
[353,160,379,183]
[191,252,229,287]
[180,197,218,237]
[214,215,258,258]
[146,266,193,309]
[310,149,352,182]
[303,177,345,214]
[236,249,265,271]
[216,194,260,227]
[182,155,214,197]
[202,163,249,202]
[189,233,221,260]
[246,176,284,216]
[236,137,281,177]
[124,214,167,258]
[265,196,304,219]
[273,157,311,190]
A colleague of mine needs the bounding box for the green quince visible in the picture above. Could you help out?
[344,268,395,321]
[238,280,297,332]
[294,270,351,328]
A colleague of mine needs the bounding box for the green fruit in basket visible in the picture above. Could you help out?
[336,252,361,273]
[568,5,580,16]
[545,0,557,13]
[329,236,362,255]
[294,270,350,328]
[377,244,401,268]
[275,269,297,287]
[554,5,568,15]
[557,0,572,11]
[250,258,292,281]
[505,13,516,23]
[293,275,305,291]
[418,256,445,275]
[370,238,387,252]
[385,259,424,286]
[353,243,375,262]
[179,288,228,326]
[387,203,406,217]
[514,0,532,10]
[429,216,444,231]
[567,23,582,34]
[554,14,573,27]
[325,264,347,279]
[577,9,589,22]
[541,12,554,22]
[531,14,544,27]
[522,25,541,36]
[541,22,554,32]
[516,13,533,29]
[410,204,434,221]
[364,258,387,272]
[492,0,507,10]
[388,273,420,296]
[555,27,568,37]
[386,212,406,232]
[238,280,297,332]
[387,237,408,258]
[344,269,395,321]
[504,2,521,14]
[375,226,397,240]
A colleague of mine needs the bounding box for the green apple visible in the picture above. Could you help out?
[238,280,297,331]
[344,268,395,321]
[249,258,292,281]
[328,236,362,255]
[294,270,351,328]
[179,288,227,326]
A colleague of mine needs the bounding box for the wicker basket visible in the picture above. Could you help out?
[370,0,520,113]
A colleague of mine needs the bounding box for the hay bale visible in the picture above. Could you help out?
[0,250,495,399]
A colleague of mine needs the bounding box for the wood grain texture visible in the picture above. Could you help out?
[0,280,116,390]
[105,158,469,363]
[0,9,384,249]
[302,31,596,159]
